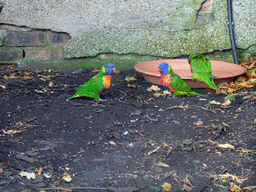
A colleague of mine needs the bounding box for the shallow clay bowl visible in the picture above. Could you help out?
[134,59,246,88]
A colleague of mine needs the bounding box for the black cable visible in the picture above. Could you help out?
[227,0,239,64]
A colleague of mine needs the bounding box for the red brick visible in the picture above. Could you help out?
[48,32,71,46]
[5,31,46,47]
[0,48,23,63]
[25,49,64,60]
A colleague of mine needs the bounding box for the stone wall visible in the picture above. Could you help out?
[0,0,255,70]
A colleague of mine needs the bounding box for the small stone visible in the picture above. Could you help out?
[193,160,200,164]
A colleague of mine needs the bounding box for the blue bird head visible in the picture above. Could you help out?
[158,62,169,75]
[104,63,116,75]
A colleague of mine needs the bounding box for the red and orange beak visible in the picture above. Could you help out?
[112,68,116,72]
[158,69,161,72]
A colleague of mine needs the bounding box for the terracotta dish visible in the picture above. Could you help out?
[134,59,246,88]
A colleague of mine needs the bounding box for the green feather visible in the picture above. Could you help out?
[69,67,105,100]
[190,54,218,91]
[168,65,205,97]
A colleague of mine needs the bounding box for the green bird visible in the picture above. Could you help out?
[188,53,218,91]
[69,63,116,100]
[158,62,205,97]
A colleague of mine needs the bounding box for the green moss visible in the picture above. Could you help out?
[15,47,255,70]
[24,46,64,50]
[17,54,161,71]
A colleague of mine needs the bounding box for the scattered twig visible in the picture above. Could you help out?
[197,106,217,113]
[148,146,161,155]
[9,105,34,114]
[116,89,127,99]
[36,186,108,191]
[148,170,176,181]
[165,105,180,110]
[144,114,158,122]
[116,89,143,100]
[161,170,176,180]
[194,125,212,128]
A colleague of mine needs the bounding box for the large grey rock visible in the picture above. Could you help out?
[0,0,201,36]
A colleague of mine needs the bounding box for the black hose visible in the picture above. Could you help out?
[227,0,239,64]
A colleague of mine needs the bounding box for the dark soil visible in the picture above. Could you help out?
[0,66,255,192]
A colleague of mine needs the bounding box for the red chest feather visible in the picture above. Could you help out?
[102,75,112,89]
[160,74,171,86]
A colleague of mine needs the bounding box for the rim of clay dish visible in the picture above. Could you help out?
[134,59,246,80]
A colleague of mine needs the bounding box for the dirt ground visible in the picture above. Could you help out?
[0,65,255,192]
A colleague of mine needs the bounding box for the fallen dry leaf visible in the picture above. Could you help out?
[173,173,180,183]
[35,167,43,175]
[181,177,194,186]
[218,144,235,149]
[20,75,33,80]
[147,85,161,92]
[193,121,203,126]
[157,162,170,167]
[161,182,172,191]
[218,172,245,184]
[222,99,231,106]
[163,90,172,95]
[128,84,137,88]
[9,72,19,79]
[222,122,229,127]
[49,81,54,87]
[209,100,222,105]
[109,141,117,146]
[218,57,256,94]
[163,142,169,147]
[243,186,256,191]
[20,171,36,180]
[153,92,165,97]
[178,104,189,109]
[7,64,16,69]
[34,69,42,73]
[62,172,72,182]
[148,146,161,155]
[230,184,242,192]
[181,177,194,192]
[39,78,47,82]
[2,129,22,135]
[183,183,193,192]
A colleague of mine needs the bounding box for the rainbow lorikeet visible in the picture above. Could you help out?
[188,53,218,91]
[158,62,205,97]
[69,63,116,100]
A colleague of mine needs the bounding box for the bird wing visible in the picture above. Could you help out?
[191,55,212,74]
[170,73,192,93]
[80,67,105,93]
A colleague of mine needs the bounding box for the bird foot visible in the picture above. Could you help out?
[167,95,175,99]
[95,98,107,102]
